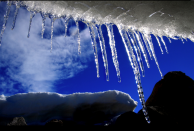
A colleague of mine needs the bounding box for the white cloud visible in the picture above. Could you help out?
[0,4,95,95]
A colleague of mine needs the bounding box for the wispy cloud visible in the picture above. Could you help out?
[0,3,94,95]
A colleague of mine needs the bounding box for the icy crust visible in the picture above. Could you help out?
[0,90,137,125]
[21,1,194,42]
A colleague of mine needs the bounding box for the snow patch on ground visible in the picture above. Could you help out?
[0,90,137,125]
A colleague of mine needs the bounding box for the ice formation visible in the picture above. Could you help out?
[0,90,137,125]
[1,1,194,123]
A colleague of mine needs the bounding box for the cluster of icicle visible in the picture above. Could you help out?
[0,1,191,124]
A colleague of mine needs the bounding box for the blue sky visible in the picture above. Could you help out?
[1,1,194,114]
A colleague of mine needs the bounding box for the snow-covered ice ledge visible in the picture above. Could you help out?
[0,90,137,125]
[22,1,194,42]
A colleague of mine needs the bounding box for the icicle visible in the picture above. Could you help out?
[95,24,109,81]
[134,31,150,76]
[168,37,171,43]
[145,34,163,79]
[141,32,153,61]
[50,15,56,53]
[126,31,144,72]
[154,34,163,54]
[75,20,81,55]
[180,36,184,44]
[127,30,146,76]
[65,19,70,37]
[160,36,169,54]
[124,29,141,72]
[106,23,121,83]
[62,16,71,37]
[138,85,149,123]
[11,1,20,30]
[172,36,179,40]
[87,22,100,78]
[0,1,12,45]
[118,24,150,124]
[40,12,47,38]
[27,11,36,38]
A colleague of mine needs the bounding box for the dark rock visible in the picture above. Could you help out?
[145,71,194,107]
[114,111,148,126]
[138,106,178,126]
[7,117,27,126]
[61,120,76,126]
[73,102,112,125]
[104,115,120,126]
[0,117,13,126]
[113,71,194,126]
[45,119,63,126]
[142,71,194,125]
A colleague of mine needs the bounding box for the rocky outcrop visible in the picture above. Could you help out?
[144,71,194,125]
[137,106,178,125]
[73,103,111,125]
[114,71,194,126]
[7,117,27,126]
[145,71,194,107]
[113,111,147,126]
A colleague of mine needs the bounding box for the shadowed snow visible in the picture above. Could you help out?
[0,90,137,125]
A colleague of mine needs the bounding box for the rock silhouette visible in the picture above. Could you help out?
[7,117,27,126]
[114,71,194,126]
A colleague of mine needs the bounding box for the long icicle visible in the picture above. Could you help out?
[106,23,121,83]
[141,31,153,62]
[133,31,149,77]
[88,22,100,78]
[145,34,163,78]
[75,20,81,55]
[96,24,109,81]
[118,24,150,124]
[168,36,171,43]
[27,11,36,38]
[185,38,188,42]
[40,12,47,38]
[62,16,71,37]
[50,15,56,53]
[11,1,20,30]
[180,36,184,44]
[160,35,169,54]
[136,31,150,69]
[127,30,145,77]
[0,1,12,45]
[154,34,164,54]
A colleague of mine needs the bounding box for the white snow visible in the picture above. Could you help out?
[0,90,137,125]
[21,1,194,42]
